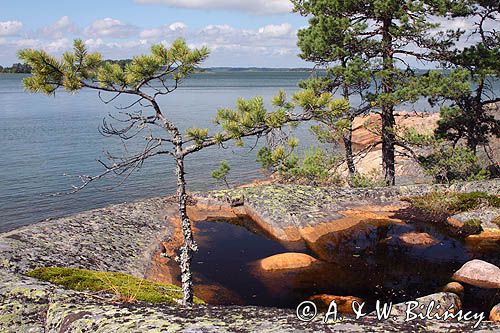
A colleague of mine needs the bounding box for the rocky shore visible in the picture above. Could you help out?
[1,179,499,332]
[4,269,496,332]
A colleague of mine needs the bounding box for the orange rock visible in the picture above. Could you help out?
[490,304,500,322]
[442,282,465,296]
[309,294,364,314]
[465,229,500,249]
[259,252,318,271]
[194,284,245,305]
[446,217,464,228]
[145,216,182,285]
[350,112,439,150]
[299,209,404,244]
[399,232,438,247]
[186,200,240,221]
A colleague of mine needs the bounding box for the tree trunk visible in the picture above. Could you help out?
[341,65,356,178]
[343,123,356,177]
[174,149,196,305]
[381,18,396,186]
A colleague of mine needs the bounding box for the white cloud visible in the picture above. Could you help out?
[139,21,187,39]
[0,21,23,36]
[431,16,474,32]
[0,19,304,67]
[41,16,78,38]
[85,18,138,38]
[84,38,104,48]
[169,22,187,31]
[258,23,292,37]
[134,0,293,15]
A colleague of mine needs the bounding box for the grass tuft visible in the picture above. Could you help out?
[27,267,204,305]
[403,191,500,215]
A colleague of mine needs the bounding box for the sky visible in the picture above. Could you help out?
[0,1,496,68]
[0,0,310,67]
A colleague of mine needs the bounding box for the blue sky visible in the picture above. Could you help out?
[0,0,310,67]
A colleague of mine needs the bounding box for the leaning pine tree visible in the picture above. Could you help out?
[18,39,316,305]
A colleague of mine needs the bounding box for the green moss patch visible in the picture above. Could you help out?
[403,191,500,215]
[462,218,483,235]
[27,267,204,305]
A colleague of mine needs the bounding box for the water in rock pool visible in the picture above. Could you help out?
[189,219,499,313]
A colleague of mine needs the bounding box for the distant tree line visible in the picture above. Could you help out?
[1,59,314,74]
[0,63,32,73]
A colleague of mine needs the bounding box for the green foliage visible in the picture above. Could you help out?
[257,144,342,186]
[211,160,231,188]
[256,145,299,173]
[418,145,490,183]
[292,89,333,113]
[414,68,500,151]
[400,127,438,146]
[215,96,267,141]
[27,267,204,304]
[310,125,338,144]
[186,127,209,145]
[292,0,475,185]
[214,90,319,148]
[18,38,209,94]
[350,169,386,188]
[404,191,500,215]
[284,147,341,185]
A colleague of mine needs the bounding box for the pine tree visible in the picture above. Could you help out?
[18,39,313,305]
[294,3,373,179]
[293,0,462,185]
[418,1,499,155]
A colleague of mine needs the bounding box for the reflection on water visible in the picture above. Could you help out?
[191,219,499,312]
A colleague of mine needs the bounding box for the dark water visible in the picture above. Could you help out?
[192,219,499,312]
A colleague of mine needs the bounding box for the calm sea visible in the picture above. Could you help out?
[0,71,317,231]
[0,72,498,232]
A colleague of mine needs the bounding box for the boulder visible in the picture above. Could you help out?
[449,209,500,230]
[490,304,500,322]
[388,292,461,318]
[309,294,364,314]
[350,112,439,150]
[441,282,464,296]
[258,252,318,271]
[399,232,438,247]
[452,259,500,289]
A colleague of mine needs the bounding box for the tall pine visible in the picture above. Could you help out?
[293,0,461,185]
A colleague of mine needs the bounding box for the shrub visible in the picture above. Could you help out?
[257,144,342,186]
[418,145,489,183]
[282,148,342,185]
[212,160,231,188]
